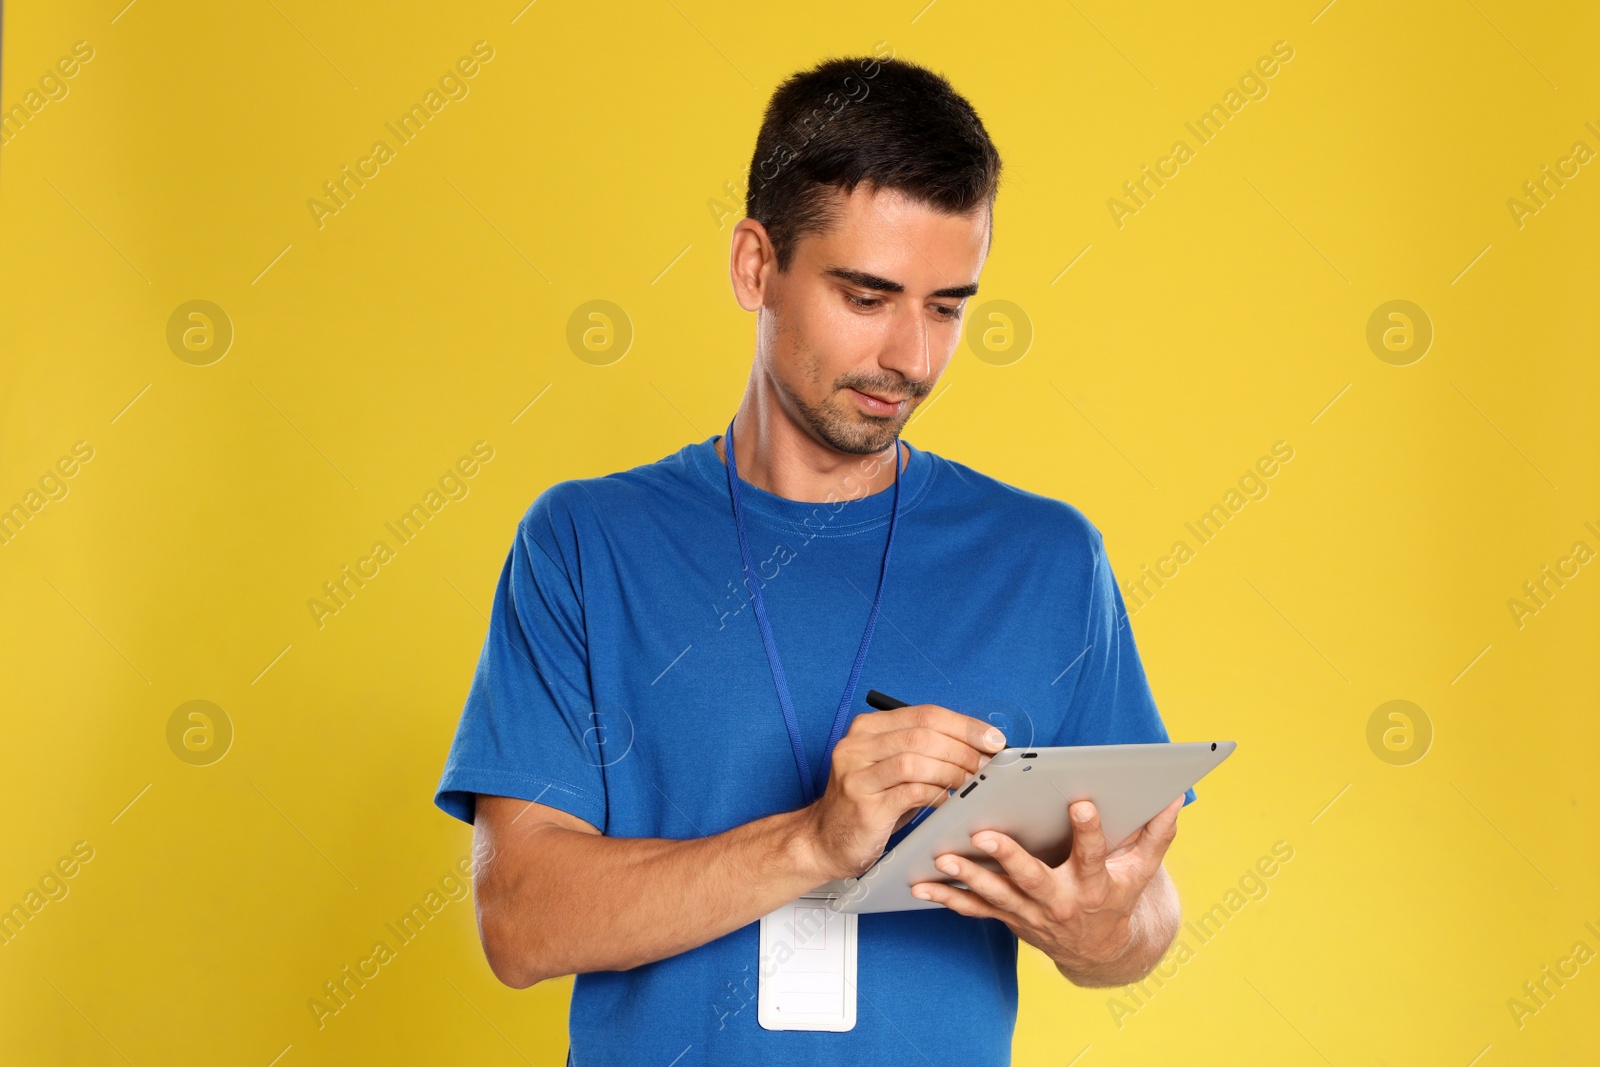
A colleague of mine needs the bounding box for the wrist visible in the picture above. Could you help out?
[783,804,840,885]
[1055,924,1130,978]
[1055,898,1145,985]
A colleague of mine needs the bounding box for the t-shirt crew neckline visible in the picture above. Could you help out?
[689,433,935,535]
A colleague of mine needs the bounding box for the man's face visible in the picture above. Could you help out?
[747,184,990,456]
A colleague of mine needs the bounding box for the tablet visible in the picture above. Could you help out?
[807,740,1236,915]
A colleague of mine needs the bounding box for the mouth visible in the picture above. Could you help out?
[848,387,908,416]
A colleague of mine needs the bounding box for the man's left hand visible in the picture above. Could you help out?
[910,794,1183,976]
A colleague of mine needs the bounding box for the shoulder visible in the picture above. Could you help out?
[515,443,705,563]
[922,450,1107,563]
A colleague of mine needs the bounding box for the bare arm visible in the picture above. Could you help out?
[472,798,829,988]
[473,704,1007,988]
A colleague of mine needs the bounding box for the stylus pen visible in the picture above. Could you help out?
[865,689,908,711]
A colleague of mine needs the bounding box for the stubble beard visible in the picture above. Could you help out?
[774,335,926,458]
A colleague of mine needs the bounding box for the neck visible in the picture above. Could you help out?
[714,378,906,503]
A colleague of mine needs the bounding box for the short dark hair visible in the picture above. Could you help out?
[745,54,1003,272]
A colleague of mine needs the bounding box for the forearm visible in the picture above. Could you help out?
[479,807,828,986]
[1055,865,1180,988]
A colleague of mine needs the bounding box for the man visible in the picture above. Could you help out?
[435,53,1194,1064]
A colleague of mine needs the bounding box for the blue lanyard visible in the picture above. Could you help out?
[723,416,903,805]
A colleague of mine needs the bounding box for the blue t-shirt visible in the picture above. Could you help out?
[435,434,1192,1066]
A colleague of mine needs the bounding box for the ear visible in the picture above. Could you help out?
[729,218,777,313]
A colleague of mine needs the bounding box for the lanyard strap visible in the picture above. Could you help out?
[724,415,903,805]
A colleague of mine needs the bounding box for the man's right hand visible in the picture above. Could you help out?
[801,703,1008,881]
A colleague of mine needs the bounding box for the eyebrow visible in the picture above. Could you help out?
[822,266,979,300]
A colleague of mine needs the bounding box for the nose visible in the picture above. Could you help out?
[877,302,931,387]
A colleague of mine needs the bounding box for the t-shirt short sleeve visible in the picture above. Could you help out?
[434,488,609,829]
[1062,528,1196,808]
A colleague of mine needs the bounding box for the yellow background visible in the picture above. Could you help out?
[2,0,1597,1063]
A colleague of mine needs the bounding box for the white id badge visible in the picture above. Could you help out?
[757,897,857,1031]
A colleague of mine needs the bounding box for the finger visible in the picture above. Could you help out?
[889,783,959,833]
[910,880,1006,921]
[858,751,974,796]
[970,830,1059,906]
[854,704,1008,756]
[1129,795,1183,867]
[1067,800,1109,882]
[930,852,1029,914]
[1104,821,1146,860]
[880,781,952,821]
[863,726,989,775]
[891,782,957,834]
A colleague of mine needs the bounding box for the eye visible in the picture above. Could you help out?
[933,304,962,320]
[845,293,883,309]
